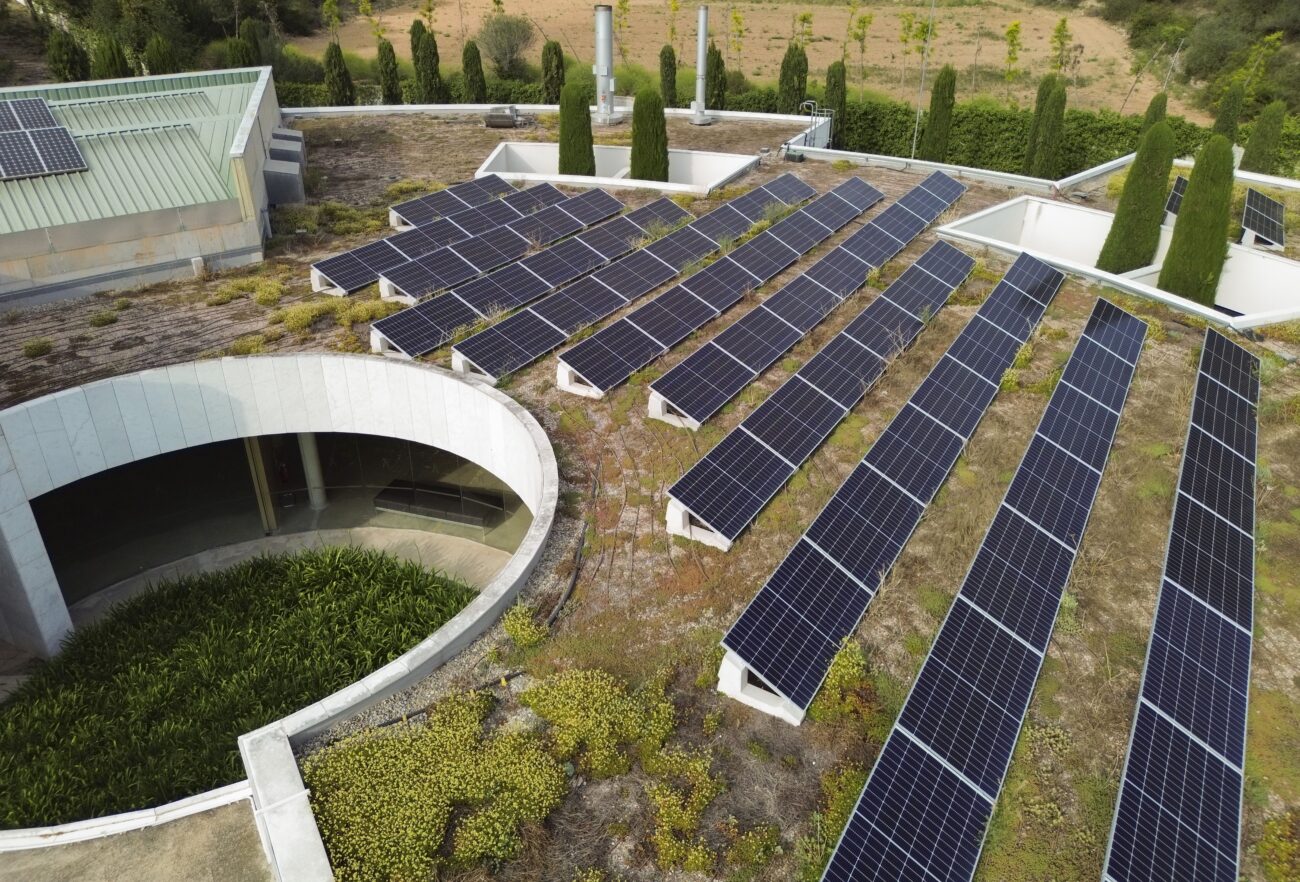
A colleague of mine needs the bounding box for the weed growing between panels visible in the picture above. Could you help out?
[0,547,476,828]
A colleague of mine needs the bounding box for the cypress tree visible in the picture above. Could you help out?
[706,41,726,110]
[228,38,257,68]
[1240,100,1287,175]
[1029,82,1067,179]
[1157,135,1235,306]
[825,60,847,149]
[558,83,595,176]
[1096,121,1176,274]
[542,41,565,104]
[777,42,808,114]
[48,30,91,82]
[238,19,263,63]
[1213,80,1245,144]
[631,88,669,182]
[917,64,956,162]
[462,40,487,103]
[142,35,179,75]
[324,41,356,106]
[659,44,677,109]
[410,19,428,64]
[1022,74,1059,175]
[91,37,132,79]
[415,31,446,103]
[1140,92,1167,136]
[377,38,402,105]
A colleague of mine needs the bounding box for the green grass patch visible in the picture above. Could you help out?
[0,547,476,827]
[21,338,52,358]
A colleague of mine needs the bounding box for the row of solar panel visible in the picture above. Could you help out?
[648,175,975,427]
[1103,329,1259,882]
[370,197,691,356]
[446,173,827,377]
[1166,177,1286,247]
[822,299,1148,882]
[0,127,87,180]
[718,252,1062,712]
[390,174,522,227]
[312,176,546,292]
[0,97,58,131]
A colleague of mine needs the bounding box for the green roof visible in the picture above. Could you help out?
[0,69,269,235]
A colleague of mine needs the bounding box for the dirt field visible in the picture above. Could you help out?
[297,0,1208,121]
[4,115,1297,880]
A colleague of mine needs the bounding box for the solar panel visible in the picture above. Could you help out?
[728,232,800,280]
[680,257,762,311]
[0,102,18,132]
[626,287,717,348]
[626,198,692,230]
[0,131,44,180]
[690,204,752,243]
[1242,188,1285,246]
[561,320,666,390]
[1166,175,1189,216]
[449,198,523,235]
[710,306,804,371]
[390,177,496,226]
[646,226,719,269]
[10,98,58,130]
[762,173,818,205]
[820,299,1145,882]
[27,127,87,174]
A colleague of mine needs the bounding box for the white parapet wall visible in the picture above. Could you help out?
[477,141,759,195]
[0,354,559,882]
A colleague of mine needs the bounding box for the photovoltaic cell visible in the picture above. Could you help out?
[689,204,752,243]
[1165,175,1188,215]
[762,275,844,332]
[645,226,718,269]
[681,257,762,310]
[728,231,800,280]
[10,98,57,129]
[626,287,717,348]
[709,306,804,372]
[626,198,692,230]
[742,377,849,464]
[1242,188,1285,245]
[861,403,964,502]
[651,344,758,423]
[0,102,17,132]
[0,130,43,179]
[668,429,795,539]
[27,127,87,173]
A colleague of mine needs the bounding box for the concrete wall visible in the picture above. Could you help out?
[477,141,758,195]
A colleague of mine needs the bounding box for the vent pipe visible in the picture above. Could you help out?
[594,5,618,123]
[691,5,712,126]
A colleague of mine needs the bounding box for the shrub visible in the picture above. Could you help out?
[47,29,90,82]
[1158,135,1235,306]
[1029,82,1068,179]
[1241,100,1287,175]
[1141,91,1167,135]
[542,40,565,104]
[502,602,548,649]
[476,13,536,80]
[1213,79,1245,143]
[806,639,872,724]
[706,41,726,110]
[825,60,848,150]
[142,34,179,75]
[630,89,669,182]
[376,38,402,105]
[1258,809,1300,882]
[917,64,956,162]
[227,334,266,355]
[461,40,487,103]
[659,44,677,109]
[1097,121,1176,273]
[1022,74,1061,174]
[559,83,595,175]
[645,748,724,870]
[91,37,132,79]
[0,548,477,827]
[324,41,356,106]
[22,338,52,358]
[794,764,870,882]
[88,310,118,327]
[228,37,257,68]
[304,693,566,879]
[777,42,808,114]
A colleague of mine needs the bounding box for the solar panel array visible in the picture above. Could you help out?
[0,98,87,181]
[557,172,965,396]
[1103,329,1259,882]
[312,177,562,292]
[454,174,863,382]
[820,298,1147,882]
[371,196,682,356]
[1242,187,1285,246]
[716,252,1058,712]
[1165,175,1188,216]
[389,174,516,227]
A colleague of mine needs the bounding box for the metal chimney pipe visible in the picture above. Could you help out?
[691,5,712,126]
[594,5,616,123]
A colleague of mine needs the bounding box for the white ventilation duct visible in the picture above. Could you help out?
[691,5,712,126]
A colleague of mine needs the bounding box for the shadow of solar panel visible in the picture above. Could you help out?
[914,240,977,288]
[626,197,692,229]
[729,232,799,280]
[1003,439,1097,547]
[796,336,887,408]
[562,320,665,391]
[742,378,849,463]
[0,103,17,132]
[626,287,717,347]
[711,305,803,371]
[959,507,1073,651]
[1002,253,1063,305]
[649,343,758,424]
[578,216,645,259]
[805,462,921,584]
[1107,704,1242,882]
[689,204,752,243]
[668,430,794,540]
[831,176,887,211]
[840,224,906,267]
[28,127,87,173]
[1035,384,1120,471]
[841,296,924,358]
[1191,374,1258,459]
[1201,329,1260,403]
[646,226,718,268]
[1166,494,1254,630]
[1145,583,1250,762]
[763,275,844,331]
[803,248,873,297]
[762,173,818,205]
[862,403,964,501]
[1181,426,1255,532]
[11,98,57,129]
[723,539,870,708]
[908,355,1000,439]
[822,734,991,882]
[681,257,760,310]
[0,131,42,179]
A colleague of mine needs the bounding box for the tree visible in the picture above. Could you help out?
[825,60,848,150]
[614,0,631,65]
[48,30,90,82]
[228,38,257,68]
[476,14,535,80]
[917,64,956,162]
[377,38,402,105]
[1213,80,1245,144]
[414,31,445,103]
[542,41,565,104]
[324,41,356,106]
[630,89,669,182]
[1029,82,1067,178]
[729,8,747,73]
[777,43,808,114]
[659,44,678,109]
[1158,135,1235,306]
[1140,92,1167,135]
[323,0,341,39]
[558,83,595,176]
[850,12,873,100]
[91,38,132,80]
[462,41,487,102]
[238,19,265,63]
[1003,21,1022,101]
[706,41,726,110]
[1022,74,1060,175]
[666,0,681,54]
[1240,100,1287,175]
[410,19,428,65]
[898,11,916,86]
[1050,18,1072,73]
[1096,121,1176,274]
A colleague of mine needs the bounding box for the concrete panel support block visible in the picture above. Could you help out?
[717,650,806,726]
[664,497,732,551]
[556,361,605,399]
[646,390,700,430]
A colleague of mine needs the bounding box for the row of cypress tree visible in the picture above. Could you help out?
[559,86,669,183]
